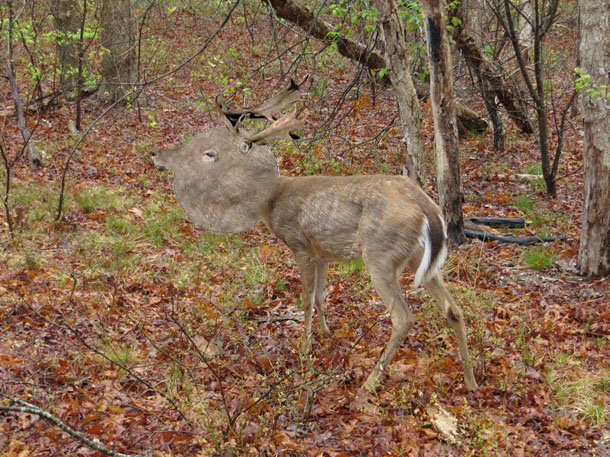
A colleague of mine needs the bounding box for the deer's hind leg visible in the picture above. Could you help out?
[363,260,417,391]
[424,274,478,391]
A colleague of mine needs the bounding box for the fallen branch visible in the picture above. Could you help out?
[466,217,525,229]
[247,314,304,323]
[465,229,567,244]
[0,397,145,457]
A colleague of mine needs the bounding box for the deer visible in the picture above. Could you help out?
[152,79,478,392]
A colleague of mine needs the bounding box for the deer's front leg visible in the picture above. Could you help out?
[313,262,331,336]
[295,254,317,352]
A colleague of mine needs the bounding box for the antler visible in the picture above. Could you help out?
[216,78,304,127]
[243,108,303,145]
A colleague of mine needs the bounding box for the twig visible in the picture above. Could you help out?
[246,314,303,323]
[465,229,569,244]
[18,293,194,429]
[0,396,146,457]
[55,0,242,221]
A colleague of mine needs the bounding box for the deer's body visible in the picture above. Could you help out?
[152,80,478,392]
[265,175,442,268]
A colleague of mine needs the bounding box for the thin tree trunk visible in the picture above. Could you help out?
[578,0,610,277]
[6,0,41,168]
[50,0,84,98]
[374,0,425,186]
[97,0,137,103]
[262,0,486,133]
[452,4,534,134]
[421,0,466,246]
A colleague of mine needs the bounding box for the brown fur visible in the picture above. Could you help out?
[152,84,478,392]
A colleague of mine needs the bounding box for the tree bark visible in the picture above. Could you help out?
[262,0,486,136]
[263,0,386,70]
[50,0,85,97]
[452,4,534,134]
[374,0,425,186]
[578,0,610,277]
[97,0,137,103]
[421,0,466,246]
[6,0,42,168]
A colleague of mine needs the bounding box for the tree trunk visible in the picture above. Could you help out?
[50,0,85,98]
[421,0,466,246]
[6,0,41,168]
[578,0,610,277]
[374,0,425,186]
[97,0,137,103]
[262,0,486,136]
[452,4,534,134]
[263,0,386,70]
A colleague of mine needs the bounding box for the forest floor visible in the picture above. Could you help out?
[1,3,608,457]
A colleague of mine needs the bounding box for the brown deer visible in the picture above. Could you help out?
[152,80,478,392]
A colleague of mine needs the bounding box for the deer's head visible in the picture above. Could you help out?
[152,79,303,233]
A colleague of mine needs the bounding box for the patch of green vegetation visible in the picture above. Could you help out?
[310,76,329,98]
[22,247,43,271]
[337,260,365,276]
[299,154,342,175]
[512,194,557,228]
[11,180,59,222]
[101,342,135,378]
[522,163,546,191]
[243,257,272,286]
[523,246,555,271]
[546,365,609,426]
[514,195,535,213]
[141,203,184,248]
[75,186,134,214]
[275,278,287,291]
[200,232,243,253]
[106,215,136,235]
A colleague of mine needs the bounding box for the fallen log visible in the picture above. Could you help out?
[466,217,525,229]
[465,229,567,244]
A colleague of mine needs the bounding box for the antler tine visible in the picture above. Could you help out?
[215,78,304,128]
[245,108,303,145]
[249,78,302,120]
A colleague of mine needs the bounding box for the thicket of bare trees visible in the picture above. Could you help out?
[0,0,607,263]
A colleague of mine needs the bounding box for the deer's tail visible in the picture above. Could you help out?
[414,212,448,287]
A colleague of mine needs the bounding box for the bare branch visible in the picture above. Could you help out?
[0,396,146,457]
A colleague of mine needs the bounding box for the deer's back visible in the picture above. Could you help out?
[264,175,441,265]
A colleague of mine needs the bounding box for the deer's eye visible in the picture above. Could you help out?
[202,149,218,162]
[239,142,251,154]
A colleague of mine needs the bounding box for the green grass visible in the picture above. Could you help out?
[141,203,184,248]
[337,260,365,276]
[75,186,135,214]
[546,364,609,426]
[514,195,535,213]
[523,246,555,271]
